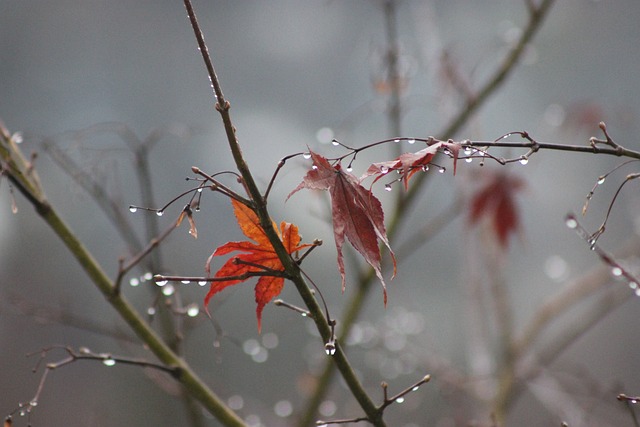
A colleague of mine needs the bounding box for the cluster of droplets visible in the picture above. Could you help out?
[242,333,279,363]
[128,271,154,287]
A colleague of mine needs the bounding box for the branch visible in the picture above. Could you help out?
[297,1,557,423]
[182,1,384,424]
[1,125,246,427]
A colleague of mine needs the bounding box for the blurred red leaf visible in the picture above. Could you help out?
[468,171,524,249]
[288,150,395,304]
[204,199,311,332]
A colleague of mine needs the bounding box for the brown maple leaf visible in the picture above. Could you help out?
[288,150,396,304]
[204,199,311,332]
[467,171,525,249]
[361,140,461,190]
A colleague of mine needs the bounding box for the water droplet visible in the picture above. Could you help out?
[12,131,24,144]
[633,399,639,404]
[186,303,199,317]
[565,216,578,229]
[155,279,168,287]
[612,267,623,277]
[79,346,91,354]
[129,277,140,287]
[147,307,156,316]
[29,400,38,407]
[438,167,446,174]
[331,139,340,146]
[302,152,312,159]
[407,138,416,144]
[324,342,336,356]
[384,184,393,192]
[519,156,529,165]
[380,166,389,174]
[300,312,307,317]
[143,272,153,281]
[156,210,164,217]
[162,284,175,296]
[228,395,244,410]
[412,386,420,392]
[421,165,430,172]
[311,165,318,170]
[630,282,638,290]
[128,206,138,213]
[181,280,191,284]
[262,332,279,349]
[346,166,353,172]
[274,400,293,417]
[394,139,400,143]
[102,357,116,367]
[197,188,203,193]
[464,147,472,155]
[465,157,473,163]
[198,280,207,286]
[19,410,26,417]
[635,288,640,297]
[395,397,405,403]
[597,176,606,185]
[319,400,337,417]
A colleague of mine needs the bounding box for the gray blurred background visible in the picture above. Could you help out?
[2,1,640,426]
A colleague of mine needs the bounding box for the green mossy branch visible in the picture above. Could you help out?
[1,125,246,427]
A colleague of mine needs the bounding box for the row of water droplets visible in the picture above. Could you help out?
[565,211,640,296]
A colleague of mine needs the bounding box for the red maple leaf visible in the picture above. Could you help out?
[467,171,525,249]
[361,140,461,190]
[204,199,311,332]
[288,150,396,304]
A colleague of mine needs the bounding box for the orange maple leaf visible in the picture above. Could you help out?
[204,198,311,332]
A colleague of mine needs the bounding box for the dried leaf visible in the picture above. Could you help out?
[204,199,310,332]
[289,150,395,303]
[176,205,198,239]
[361,140,461,190]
